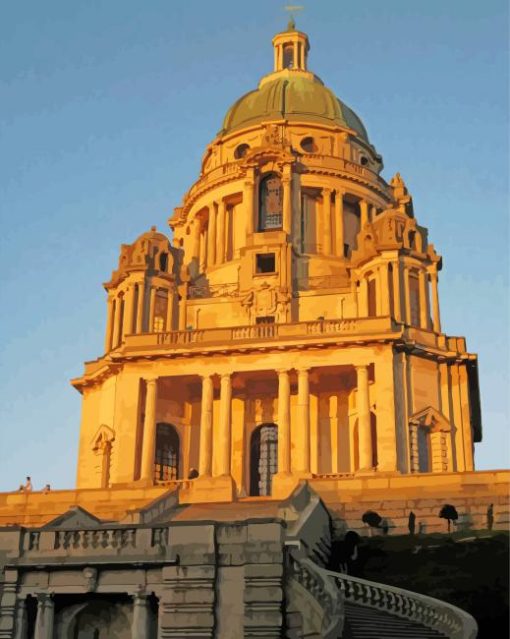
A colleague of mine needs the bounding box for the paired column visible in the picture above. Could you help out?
[356,365,373,470]
[148,286,157,332]
[34,595,54,639]
[198,375,214,477]
[277,370,291,474]
[418,269,429,329]
[140,377,158,482]
[360,199,369,227]
[379,263,390,316]
[430,269,441,332]
[104,296,115,352]
[122,285,135,338]
[334,189,345,257]
[403,265,412,324]
[111,298,120,348]
[282,167,292,235]
[322,188,332,255]
[207,205,217,267]
[192,217,201,260]
[136,283,145,333]
[216,201,226,264]
[392,262,402,321]
[245,170,256,235]
[14,599,28,639]
[217,374,232,476]
[297,369,311,473]
[132,593,151,637]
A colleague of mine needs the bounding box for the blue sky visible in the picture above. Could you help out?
[0,0,508,490]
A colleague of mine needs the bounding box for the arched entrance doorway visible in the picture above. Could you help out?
[250,423,278,496]
[154,423,179,481]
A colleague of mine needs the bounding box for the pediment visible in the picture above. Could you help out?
[43,506,103,529]
[410,406,450,432]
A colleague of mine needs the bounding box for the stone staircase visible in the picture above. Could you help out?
[343,602,449,638]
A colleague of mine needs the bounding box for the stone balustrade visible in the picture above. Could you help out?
[19,525,173,559]
[324,568,478,639]
[124,316,396,351]
[287,551,344,639]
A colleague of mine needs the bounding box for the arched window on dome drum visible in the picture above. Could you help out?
[154,423,179,481]
[259,173,283,231]
[250,424,278,496]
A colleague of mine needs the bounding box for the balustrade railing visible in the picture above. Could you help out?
[288,552,344,639]
[54,528,137,551]
[325,569,478,639]
[152,316,391,349]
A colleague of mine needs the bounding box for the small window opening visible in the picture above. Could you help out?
[300,137,317,153]
[234,143,250,159]
[256,316,275,324]
[343,243,350,258]
[360,156,369,166]
[159,252,168,271]
[256,253,276,274]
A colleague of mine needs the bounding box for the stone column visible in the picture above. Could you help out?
[111,296,121,348]
[136,283,145,333]
[322,188,332,255]
[245,170,256,235]
[430,269,441,333]
[392,262,402,321]
[34,595,54,639]
[207,205,217,267]
[356,365,373,471]
[178,283,188,331]
[217,373,232,476]
[165,289,174,331]
[403,265,412,324]
[192,217,201,260]
[329,395,339,474]
[297,368,311,473]
[14,599,28,639]
[199,229,208,272]
[379,263,390,316]
[123,285,135,338]
[334,189,344,257]
[104,296,115,352]
[418,269,429,329]
[277,370,291,474]
[199,375,214,477]
[282,168,292,236]
[132,593,150,637]
[360,199,369,227]
[140,377,158,482]
[216,200,226,264]
[148,286,157,332]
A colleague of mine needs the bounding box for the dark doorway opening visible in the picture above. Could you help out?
[250,423,278,496]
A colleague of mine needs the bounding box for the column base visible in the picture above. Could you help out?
[271,473,300,500]
[179,475,236,505]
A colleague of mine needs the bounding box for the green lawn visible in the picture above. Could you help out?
[344,530,509,639]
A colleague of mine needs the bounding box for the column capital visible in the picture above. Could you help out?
[220,372,232,382]
[335,187,345,196]
[277,368,290,377]
[355,364,369,372]
[322,186,333,195]
[201,373,213,382]
[296,367,310,375]
[144,376,158,385]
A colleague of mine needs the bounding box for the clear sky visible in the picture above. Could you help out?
[0,0,508,490]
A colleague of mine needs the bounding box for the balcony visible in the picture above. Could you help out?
[121,316,397,355]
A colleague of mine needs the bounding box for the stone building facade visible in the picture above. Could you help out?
[0,20,507,639]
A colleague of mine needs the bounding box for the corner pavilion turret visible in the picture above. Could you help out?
[71,23,482,504]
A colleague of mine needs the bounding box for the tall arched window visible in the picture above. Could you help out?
[259,174,283,231]
[154,423,179,481]
[250,424,278,496]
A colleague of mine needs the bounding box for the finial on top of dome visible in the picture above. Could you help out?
[284,4,303,31]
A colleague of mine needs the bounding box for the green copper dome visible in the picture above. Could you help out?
[221,74,369,142]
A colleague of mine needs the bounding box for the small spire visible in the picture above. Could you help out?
[287,16,296,31]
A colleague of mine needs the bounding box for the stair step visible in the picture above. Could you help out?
[344,603,448,639]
